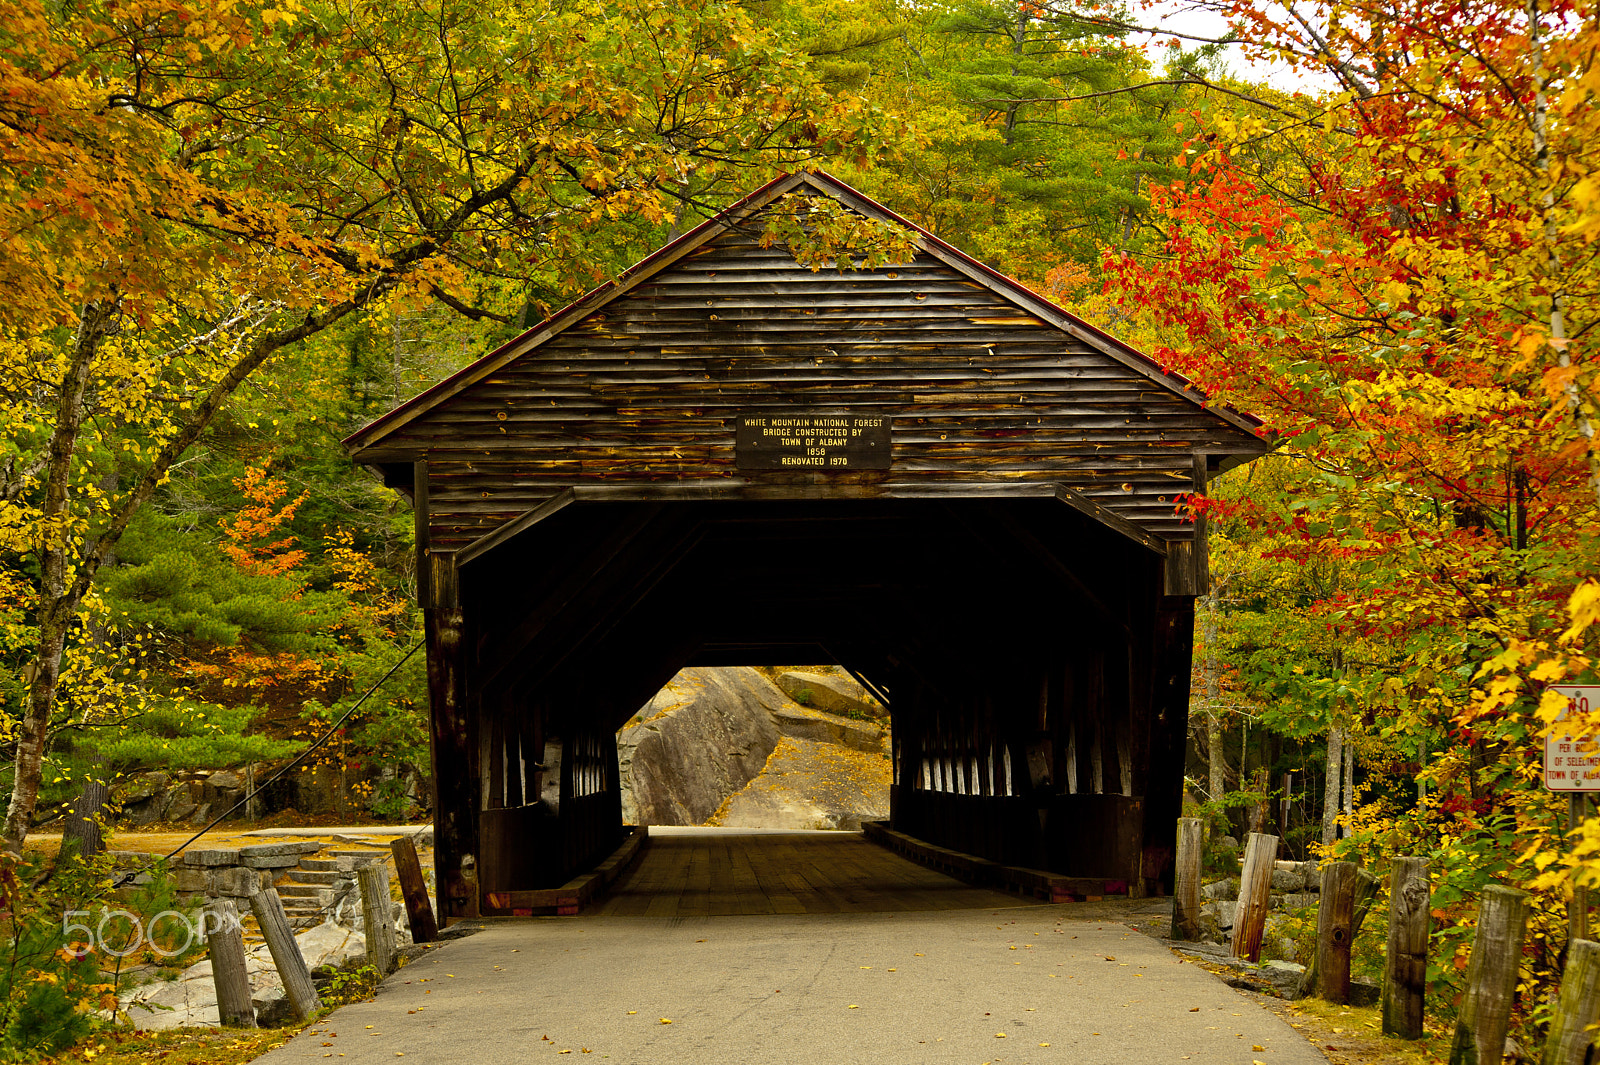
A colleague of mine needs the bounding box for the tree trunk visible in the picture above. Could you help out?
[60,779,110,860]
[1,290,386,853]
[1323,725,1344,845]
[1342,729,1355,836]
[2,298,115,853]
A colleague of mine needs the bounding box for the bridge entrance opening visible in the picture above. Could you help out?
[343,170,1269,923]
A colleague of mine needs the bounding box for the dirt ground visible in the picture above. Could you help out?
[27,822,420,862]
[1179,954,1451,1065]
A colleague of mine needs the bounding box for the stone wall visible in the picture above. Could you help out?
[1199,857,1322,959]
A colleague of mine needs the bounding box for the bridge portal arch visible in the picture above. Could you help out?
[346,170,1270,922]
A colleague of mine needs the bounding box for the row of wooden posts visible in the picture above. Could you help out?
[1173,822,1600,1065]
[205,836,438,1028]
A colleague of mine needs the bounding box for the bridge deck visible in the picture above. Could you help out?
[588,827,1036,917]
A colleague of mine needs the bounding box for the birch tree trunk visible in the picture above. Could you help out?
[1323,725,1344,845]
[1342,729,1355,837]
[2,294,371,852]
[2,298,115,853]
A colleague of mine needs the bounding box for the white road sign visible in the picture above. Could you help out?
[1545,685,1600,792]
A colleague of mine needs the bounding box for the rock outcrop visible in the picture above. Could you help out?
[618,666,893,830]
[617,668,787,825]
[775,670,884,720]
[714,736,891,830]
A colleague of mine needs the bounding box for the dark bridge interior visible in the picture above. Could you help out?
[437,489,1197,915]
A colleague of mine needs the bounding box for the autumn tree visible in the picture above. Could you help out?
[0,0,879,850]
[1102,0,1600,1029]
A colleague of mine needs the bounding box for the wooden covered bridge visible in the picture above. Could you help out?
[344,170,1270,922]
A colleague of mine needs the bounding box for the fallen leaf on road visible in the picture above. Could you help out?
[848,1005,859,1009]
[1189,1007,1200,1012]
[659,1018,672,1024]
[1253,1046,1264,1051]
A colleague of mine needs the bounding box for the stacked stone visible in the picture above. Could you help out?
[1198,859,1323,951]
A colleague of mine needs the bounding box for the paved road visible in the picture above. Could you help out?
[257,830,1325,1065]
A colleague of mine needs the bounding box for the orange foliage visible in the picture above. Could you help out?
[219,463,310,579]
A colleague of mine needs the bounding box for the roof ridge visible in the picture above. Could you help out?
[344,168,1263,454]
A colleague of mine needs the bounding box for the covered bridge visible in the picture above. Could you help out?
[344,169,1270,921]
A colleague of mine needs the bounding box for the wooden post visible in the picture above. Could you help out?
[1572,794,1589,944]
[249,888,320,1022]
[1297,867,1381,1000]
[1231,832,1278,962]
[1351,866,1382,934]
[1147,602,1195,897]
[1542,938,1600,1065]
[1449,885,1529,1065]
[205,899,255,1029]
[1383,857,1430,1039]
[424,545,478,924]
[1312,861,1359,1004]
[391,835,438,944]
[1172,817,1203,941]
[358,862,397,975]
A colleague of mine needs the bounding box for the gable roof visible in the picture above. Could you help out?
[344,169,1264,456]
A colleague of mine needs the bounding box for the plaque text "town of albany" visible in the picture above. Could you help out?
[734,415,891,470]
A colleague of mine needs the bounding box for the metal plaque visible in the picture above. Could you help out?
[735,414,891,471]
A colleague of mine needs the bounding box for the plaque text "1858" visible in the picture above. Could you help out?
[735,415,891,470]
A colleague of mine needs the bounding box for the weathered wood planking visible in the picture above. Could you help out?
[356,215,1264,551]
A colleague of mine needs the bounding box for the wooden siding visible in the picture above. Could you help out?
[363,205,1264,551]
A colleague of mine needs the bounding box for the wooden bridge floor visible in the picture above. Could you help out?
[587,827,1039,917]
